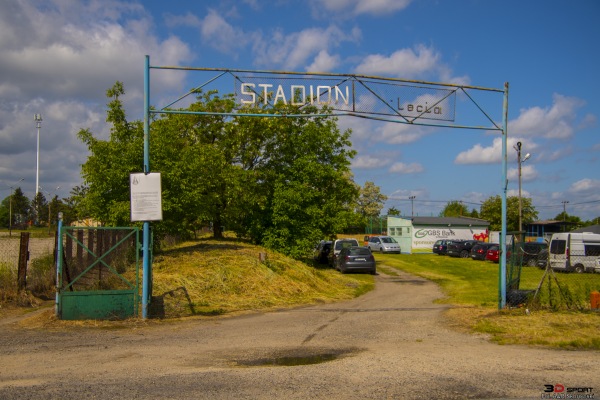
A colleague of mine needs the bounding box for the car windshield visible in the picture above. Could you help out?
[381,237,397,243]
[348,247,371,256]
[336,240,358,250]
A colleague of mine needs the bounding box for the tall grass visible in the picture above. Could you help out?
[150,239,374,318]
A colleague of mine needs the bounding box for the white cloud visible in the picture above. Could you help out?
[311,0,412,16]
[253,25,355,70]
[509,93,586,139]
[389,162,423,174]
[354,45,440,79]
[455,137,539,165]
[352,155,390,169]
[570,178,600,194]
[507,164,538,182]
[306,50,341,72]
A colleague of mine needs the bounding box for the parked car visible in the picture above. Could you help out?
[486,245,500,263]
[313,240,332,264]
[470,243,497,261]
[432,239,449,255]
[447,240,480,258]
[336,246,376,274]
[536,248,549,269]
[368,236,401,254]
[328,238,360,267]
[486,245,512,263]
[547,232,600,273]
[515,242,548,267]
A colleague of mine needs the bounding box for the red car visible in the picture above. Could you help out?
[486,245,500,263]
[486,245,512,263]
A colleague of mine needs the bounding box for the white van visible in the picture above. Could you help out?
[548,232,600,273]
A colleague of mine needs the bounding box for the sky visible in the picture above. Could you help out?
[1,0,599,222]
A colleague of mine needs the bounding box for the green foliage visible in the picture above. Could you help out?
[480,195,538,231]
[387,206,401,216]
[439,200,469,217]
[78,85,359,257]
[357,181,387,218]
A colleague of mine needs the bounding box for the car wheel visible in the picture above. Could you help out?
[380,248,385,254]
[527,258,537,267]
[460,250,469,258]
[574,264,585,273]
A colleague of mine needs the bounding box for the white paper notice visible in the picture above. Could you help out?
[130,173,163,221]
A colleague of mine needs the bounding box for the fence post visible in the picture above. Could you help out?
[17,232,30,292]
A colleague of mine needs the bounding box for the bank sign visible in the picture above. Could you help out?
[412,226,489,252]
[234,75,456,122]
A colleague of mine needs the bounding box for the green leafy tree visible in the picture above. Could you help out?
[78,84,358,256]
[553,212,583,230]
[439,201,469,217]
[357,181,387,218]
[387,206,401,216]
[479,195,538,231]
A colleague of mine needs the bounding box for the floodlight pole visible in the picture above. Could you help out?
[499,82,509,309]
[34,114,42,223]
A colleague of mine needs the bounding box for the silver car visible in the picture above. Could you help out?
[368,236,401,254]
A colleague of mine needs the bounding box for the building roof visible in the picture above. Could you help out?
[411,216,489,227]
[571,224,600,234]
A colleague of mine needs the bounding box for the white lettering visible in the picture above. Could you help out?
[239,83,351,107]
[291,85,305,105]
[258,84,272,105]
[274,85,287,104]
[240,83,255,104]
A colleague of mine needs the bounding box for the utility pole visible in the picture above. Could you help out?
[513,141,530,240]
[409,196,416,217]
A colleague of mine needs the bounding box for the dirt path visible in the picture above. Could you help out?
[0,271,598,399]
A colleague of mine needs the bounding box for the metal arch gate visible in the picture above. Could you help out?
[56,222,142,320]
[142,55,511,315]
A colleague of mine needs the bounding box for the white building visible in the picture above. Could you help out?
[387,216,490,254]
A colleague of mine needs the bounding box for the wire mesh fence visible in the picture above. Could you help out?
[508,239,600,311]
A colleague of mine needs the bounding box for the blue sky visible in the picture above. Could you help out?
[1,0,599,221]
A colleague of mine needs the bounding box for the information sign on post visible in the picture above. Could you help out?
[130,172,163,221]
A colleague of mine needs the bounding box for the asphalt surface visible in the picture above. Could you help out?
[0,270,598,399]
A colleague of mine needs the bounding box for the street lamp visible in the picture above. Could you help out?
[40,185,60,234]
[513,141,531,239]
[409,196,416,217]
[4,178,25,237]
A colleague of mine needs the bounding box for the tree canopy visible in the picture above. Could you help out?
[479,195,538,231]
[77,83,358,257]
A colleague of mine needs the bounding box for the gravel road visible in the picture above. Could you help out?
[0,270,598,399]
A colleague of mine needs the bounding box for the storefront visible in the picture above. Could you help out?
[387,216,490,254]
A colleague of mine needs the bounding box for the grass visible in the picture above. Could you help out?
[3,235,599,350]
[378,253,600,350]
[149,238,374,318]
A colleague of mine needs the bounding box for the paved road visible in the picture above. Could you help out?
[0,271,598,399]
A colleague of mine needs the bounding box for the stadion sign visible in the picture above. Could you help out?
[235,75,456,122]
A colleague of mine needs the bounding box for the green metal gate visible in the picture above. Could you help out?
[56,227,141,320]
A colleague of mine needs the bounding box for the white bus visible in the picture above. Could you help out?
[548,232,600,273]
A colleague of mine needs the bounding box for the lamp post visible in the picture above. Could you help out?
[409,196,416,217]
[41,186,60,234]
[513,141,530,240]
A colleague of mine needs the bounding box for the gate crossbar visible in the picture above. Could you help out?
[62,228,138,291]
